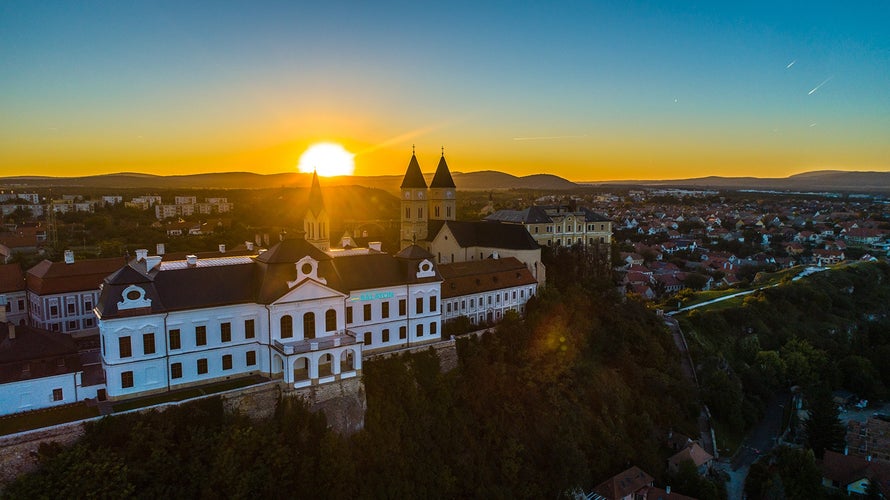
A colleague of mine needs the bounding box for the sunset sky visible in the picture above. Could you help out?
[2,1,889,181]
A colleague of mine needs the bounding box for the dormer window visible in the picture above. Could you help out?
[416,259,435,279]
[289,256,326,287]
[118,285,151,310]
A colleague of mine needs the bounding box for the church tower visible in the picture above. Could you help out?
[400,151,429,249]
[428,149,456,221]
[303,171,330,251]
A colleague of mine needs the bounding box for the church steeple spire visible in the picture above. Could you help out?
[303,170,330,251]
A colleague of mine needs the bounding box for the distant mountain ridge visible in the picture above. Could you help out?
[587,170,890,193]
[0,170,579,191]
[3,169,887,192]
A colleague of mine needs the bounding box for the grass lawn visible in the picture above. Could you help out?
[112,375,267,413]
[0,403,100,436]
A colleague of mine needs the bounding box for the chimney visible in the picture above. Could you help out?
[219,244,226,253]
[135,249,148,261]
[145,255,162,272]
[245,241,254,251]
[369,241,382,252]
[186,255,197,267]
[156,243,165,255]
[7,323,15,340]
[64,249,74,264]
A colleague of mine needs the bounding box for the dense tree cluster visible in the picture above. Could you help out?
[681,262,890,435]
[5,286,697,498]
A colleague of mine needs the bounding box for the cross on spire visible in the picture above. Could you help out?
[441,145,444,156]
[412,144,415,155]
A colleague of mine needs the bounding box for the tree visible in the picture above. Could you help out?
[804,387,845,459]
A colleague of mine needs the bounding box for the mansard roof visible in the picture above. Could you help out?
[430,154,455,188]
[439,220,539,250]
[97,237,442,318]
[400,154,428,189]
[255,237,330,264]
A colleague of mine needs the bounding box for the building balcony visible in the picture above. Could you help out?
[272,330,357,355]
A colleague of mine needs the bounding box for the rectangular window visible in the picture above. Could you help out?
[67,320,78,330]
[18,299,24,310]
[513,291,517,300]
[461,300,466,310]
[119,337,132,358]
[399,326,407,340]
[197,358,208,375]
[429,296,437,312]
[50,305,58,317]
[52,388,63,401]
[416,324,423,337]
[222,354,233,370]
[381,302,390,318]
[84,298,92,310]
[244,319,255,339]
[171,363,182,379]
[363,304,371,321]
[143,333,155,355]
[84,317,94,327]
[382,328,390,343]
[221,322,231,342]
[399,299,406,316]
[169,329,181,350]
[446,303,451,313]
[488,296,492,305]
[196,326,207,346]
[121,371,134,388]
[246,350,257,366]
[470,298,475,308]
[67,303,76,314]
[346,306,353,324]
[364,331,372,345]
[430,322,437,336]
[416,297,423,314]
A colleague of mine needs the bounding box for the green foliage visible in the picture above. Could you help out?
[745,446,824,500]
[682,263,890,435]
[804,387,846,459]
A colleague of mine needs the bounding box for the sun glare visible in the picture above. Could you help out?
[298,143,355,177]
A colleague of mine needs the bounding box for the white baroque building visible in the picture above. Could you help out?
[95,237,443,400]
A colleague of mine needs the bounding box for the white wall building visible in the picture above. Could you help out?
[439,257,538,326]
[95,237,443,400]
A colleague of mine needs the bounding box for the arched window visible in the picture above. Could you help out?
[325,309,336,332]
[280,315,293,338]
[303,312,316,340]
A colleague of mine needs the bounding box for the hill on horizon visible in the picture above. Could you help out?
[585,170,890,193]
[0,170,580,191]
[4,169,888,193]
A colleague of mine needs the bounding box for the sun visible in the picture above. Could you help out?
[297,143,355,177]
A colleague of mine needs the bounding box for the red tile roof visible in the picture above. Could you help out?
[26,256,127,295]
[438,257,536,299]
[0,263,25,293]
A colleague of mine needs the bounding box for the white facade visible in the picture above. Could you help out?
[28,289,100,334]
[0,372,80,416]
[443,283,537,326]
[1,290,28,325]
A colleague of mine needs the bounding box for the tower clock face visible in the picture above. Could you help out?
[404,192,411,199]
[446,191,453,198]
[418,192,423,199]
